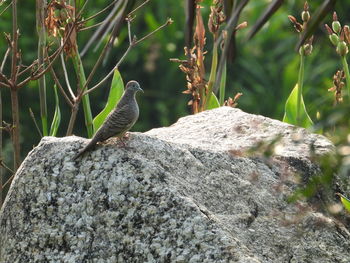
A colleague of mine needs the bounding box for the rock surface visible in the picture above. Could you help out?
[1,107,349,263]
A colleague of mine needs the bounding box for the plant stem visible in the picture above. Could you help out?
[219,61,227,106]
[341,56,350,100]
[66,103,79,136]
[10,0,20,171]
[204,41,218,109]
[36,0,48,136]
[0,91,2,208]
[297,52,305,126]
[71,53,93,137]
[10,88,20,170]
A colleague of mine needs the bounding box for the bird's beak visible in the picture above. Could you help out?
[139,87,144,93]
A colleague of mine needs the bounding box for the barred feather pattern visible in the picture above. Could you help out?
[74,81,141,160]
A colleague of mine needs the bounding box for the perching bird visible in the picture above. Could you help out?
[74,80,143,160]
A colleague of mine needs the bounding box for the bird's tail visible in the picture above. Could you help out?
[73,139,96,160]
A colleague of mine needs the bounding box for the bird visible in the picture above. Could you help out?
[74,80,143,160]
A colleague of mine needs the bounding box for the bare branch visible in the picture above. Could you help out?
[29,108,43,137]
[1,47,10,73]
[60,51,75,100]
[49,66,74,107]
[83,18,172,96]
[83,44,133,96]
[79,0,120,24]
[10,0,18,83]
[17,23,77,88]
[134,18,173,45]
[79,21,104,31]
[128,0,150,16]
[0,72,10,87]
[76,0,90,19]
[0,1,12,17]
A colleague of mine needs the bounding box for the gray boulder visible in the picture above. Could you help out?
[1,107,349,263]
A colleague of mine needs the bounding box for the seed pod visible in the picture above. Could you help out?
[303,43,313,56]
[329,33,339,46]
[336,41,348,56]
[301,11,310,23]
[332,21,341,33]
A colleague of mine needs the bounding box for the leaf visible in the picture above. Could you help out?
[207,92,220,110]
[337,193,350,213]
[205,42,218,109]
[247,0,284,40]
[93,70,124,133]
[219,61,227,105]
[283,84,313,128]
[49,85,61,136]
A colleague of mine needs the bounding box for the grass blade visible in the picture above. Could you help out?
[49,85,61,136]
[247,0,284,40]
[219,61,227,105]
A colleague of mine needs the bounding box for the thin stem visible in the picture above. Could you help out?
[134,18,172,45]
[49,66,74,107]
[71,52,93,137]
[341,56,350,100]
[10,88,20,170]
[17,22,77,88]
[84,18,172,96]
[128,0,150,16]
[214,0,248,94]
[76,0,90,18]
[60,51,75,100]
[297,52,305,126]
[83,44,133,96]
[1,47,10,73]
[36,0,48,136]
[11,0,18,83]
[29,108,43,137]
[0,1,12,17]
[0,91,2,208]
[66,103,79,136]
[0,72,10,86]
[203,41,218,109]
[79,0,120,24]
[219,61,227,106]
[79,21,104,31]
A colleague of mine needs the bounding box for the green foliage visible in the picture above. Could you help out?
[49,85,61,137]
[93,70,124,133]
[283,84,313,128]
[206,92,220,110]
[219,61,227,106]
[337,193,350,213]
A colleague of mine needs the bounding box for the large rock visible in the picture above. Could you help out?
[1,107,349,263]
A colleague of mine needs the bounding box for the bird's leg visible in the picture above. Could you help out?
[117,137,127,147]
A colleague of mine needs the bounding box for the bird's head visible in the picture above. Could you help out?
[126,80,143,93]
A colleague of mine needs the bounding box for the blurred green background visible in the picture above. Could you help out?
[0,0,349,161]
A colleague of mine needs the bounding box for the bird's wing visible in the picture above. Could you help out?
[97,104,133,141]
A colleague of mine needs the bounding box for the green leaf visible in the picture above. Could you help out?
[219,61,227,106]
[337,193,350,214]
[283,84,313,128]
[207,92,220,110]
[93,70,124,133]
[49,85,61,136]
